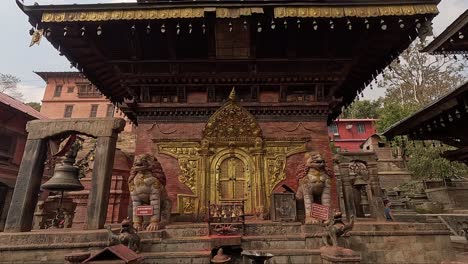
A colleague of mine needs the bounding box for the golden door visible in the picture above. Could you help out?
[218,157,246,200]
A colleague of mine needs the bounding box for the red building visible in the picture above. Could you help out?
[0,92,46,231]
[328,119,377,152]
[35,72,132,132]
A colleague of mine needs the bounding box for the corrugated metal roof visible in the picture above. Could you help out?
[0,92,47,120]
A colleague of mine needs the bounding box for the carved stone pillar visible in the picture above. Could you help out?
[85,134,118,230]
[338,163,356,221]
[4,139,47,232]
[4,118,125,232]
[367,162,385,221]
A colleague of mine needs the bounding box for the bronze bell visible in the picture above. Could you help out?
[41,157,84,192]
[353,176,368,187]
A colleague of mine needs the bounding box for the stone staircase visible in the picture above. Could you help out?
[140,223,212,264]
[0,221,455,264]
[137,221,326,264]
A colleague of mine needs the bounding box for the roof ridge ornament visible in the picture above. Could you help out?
[229,87,236,101]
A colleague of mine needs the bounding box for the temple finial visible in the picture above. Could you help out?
[229,87,236,101]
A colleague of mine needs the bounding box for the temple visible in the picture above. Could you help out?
[2,0,462,263]
[16,0,439,215]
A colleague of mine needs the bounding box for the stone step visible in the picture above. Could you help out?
[142,250,211,264]
[242,249,322,264]
[351,222,447,232]
[163,223,209,238]
[244,222,303,236]
[147,236,213,252]
[242,235,306,250]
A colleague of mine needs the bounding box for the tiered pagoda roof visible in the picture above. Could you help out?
[17,0,440,124]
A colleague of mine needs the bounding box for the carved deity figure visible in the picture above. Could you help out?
[129,154,172,231]
[107,218,141,253]
[322,212,354,247]
[296,152,331,224]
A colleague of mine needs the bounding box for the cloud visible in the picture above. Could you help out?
[16,84,45,103]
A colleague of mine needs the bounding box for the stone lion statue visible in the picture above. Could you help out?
[296,152,331,224]
[129,154,172,231]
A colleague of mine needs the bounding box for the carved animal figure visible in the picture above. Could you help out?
[322,212,354,247]
[107,219,141,253]
[129,154,172,231]
[296,152,331,224]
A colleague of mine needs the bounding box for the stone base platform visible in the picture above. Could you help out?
[0,221,456,264]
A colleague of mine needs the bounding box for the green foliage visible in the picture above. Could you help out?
[341,99,382,119]
[370,39,468,181]
[405,142,468,180]
[376,102,419,132]
[26,102,41,112]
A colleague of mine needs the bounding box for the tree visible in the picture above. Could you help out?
[375,39,468,180]
[406,142,468,180]
[341,99,382,119]
[26,102,41,112]
[0,73,23,100]
[375,39,467,132]
[376,101,419,132]
[378,40,466,109]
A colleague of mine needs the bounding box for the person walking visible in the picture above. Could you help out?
[384,200,395,222]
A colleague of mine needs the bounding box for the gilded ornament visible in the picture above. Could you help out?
[274,4,437,19]
[178,158,197,193]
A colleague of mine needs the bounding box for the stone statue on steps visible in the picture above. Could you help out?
[129,154,172,231]
[296,152,331,224]
[107,218,141,253]
[322,212,354,247]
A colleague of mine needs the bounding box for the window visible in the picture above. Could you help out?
[54,85,62,97]
[67,86,74,93]
[64,105,74,118]
[90,104,99,117]
[329,123,338,134]
[0,132,15,163]
[357,123,366,134]
[106,104,115,117]
[77,83,101,98]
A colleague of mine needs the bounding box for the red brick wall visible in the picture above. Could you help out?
[137,119,339,212]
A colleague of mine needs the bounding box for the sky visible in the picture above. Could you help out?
[0,0,467,103]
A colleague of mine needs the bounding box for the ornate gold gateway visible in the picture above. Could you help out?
[158,89,306,217]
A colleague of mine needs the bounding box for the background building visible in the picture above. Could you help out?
[0,92,46,231]
[328,119,377,152]
[35,71,132,132]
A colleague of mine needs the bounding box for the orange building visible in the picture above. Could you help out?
[0,92,46,231]
[35,72,132,132]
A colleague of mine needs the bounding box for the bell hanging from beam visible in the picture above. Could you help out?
[353,176,368,188]
[42,136,84,192]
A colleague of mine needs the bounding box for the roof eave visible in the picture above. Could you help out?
[422,9,468,54]
[383,81,468,138]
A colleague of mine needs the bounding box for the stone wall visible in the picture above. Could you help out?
[0,222,454,264]
[349,227,453,263]
[426,186,468,210]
